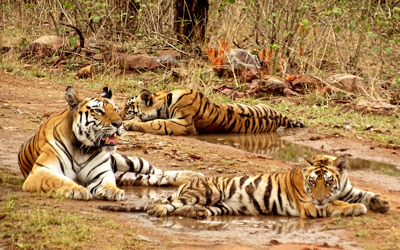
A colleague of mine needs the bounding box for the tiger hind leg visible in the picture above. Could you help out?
[23,166,92,200]
[115,170,204,187]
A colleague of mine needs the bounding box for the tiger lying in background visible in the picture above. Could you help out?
[120,89,304,135]
[99,155,390,218]
[18,86,203,201]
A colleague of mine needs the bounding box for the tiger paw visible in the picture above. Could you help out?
[61,185,93,200]
[369,194,391,213]
[123,121,143,132]
[95,182,125,201]
[192,204,208,219]
[146,204,168,217]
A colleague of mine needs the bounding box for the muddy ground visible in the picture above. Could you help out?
[1,72,400,250]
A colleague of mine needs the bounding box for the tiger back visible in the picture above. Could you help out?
[99,155,390,219]
[120,89,304,135]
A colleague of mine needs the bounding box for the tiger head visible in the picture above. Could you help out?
[65,86,123,152]
[120,89,168,122]
[300,155,347,209]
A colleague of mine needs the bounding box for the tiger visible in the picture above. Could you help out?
[120,89,304,136]
[18,86,204,201]
[98,155,391,218]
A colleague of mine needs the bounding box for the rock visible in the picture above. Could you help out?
[49,68,64,77]
[121,55,159,70]
[5,47,17,59]
[328,74,365,93]
[32,35,64,50]
[158,49,180,58]
[291,77,321,94]
[283,87,301,96]
[259,76,289,95]
[93,54,104,61]
[153,55,179,68]
[101,51,160,70]
[20,42,51,59]
[354,100,398,116]
[77,65,94,79]
[240,68,259,83]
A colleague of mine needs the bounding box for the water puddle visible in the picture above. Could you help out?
[123,186,319,233]
[120,134,396,249]
[192,133,400,177]
[122,186,357,249]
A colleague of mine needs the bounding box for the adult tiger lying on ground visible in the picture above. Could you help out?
[120,89,304,135]
[99,155,390,218]
[18,86,203,201]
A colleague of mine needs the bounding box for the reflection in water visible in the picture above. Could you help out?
[145,214,313,233]
[122,186,316,233]
[193,133,400,176]
[193,133,285,156]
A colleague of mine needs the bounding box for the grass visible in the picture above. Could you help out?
[0,169,151,250]
[320,213,400,250]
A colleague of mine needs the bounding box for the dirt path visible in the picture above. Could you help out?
[1,72,399,250]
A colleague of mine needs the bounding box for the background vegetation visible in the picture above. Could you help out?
[1,0,400,145]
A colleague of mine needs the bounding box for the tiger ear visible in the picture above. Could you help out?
[138,89,152,107]
[65,86,80,110]
[299,156,312,173]
[101,87,112,99]
[333,156,347,173]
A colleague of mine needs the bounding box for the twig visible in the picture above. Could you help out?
[59,22,85,48]
[56,0,73,24]
[49,12,60,36]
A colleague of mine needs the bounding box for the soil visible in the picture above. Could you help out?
[1,71,400,250]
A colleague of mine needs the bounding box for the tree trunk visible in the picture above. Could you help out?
[174,0,209,44]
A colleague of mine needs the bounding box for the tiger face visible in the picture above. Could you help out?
[300,155,346,209]
[120,89,169,122]
[66,86,123,152]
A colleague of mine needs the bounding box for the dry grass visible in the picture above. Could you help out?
[0,169,150,250]
[321,213,400,250]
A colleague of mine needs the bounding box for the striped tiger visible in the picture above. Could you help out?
[98,155,390,218]
[120,89,304,135]
[18,86,203,201]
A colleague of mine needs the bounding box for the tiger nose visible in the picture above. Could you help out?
[112,121,123,128]
[316,198,324,203]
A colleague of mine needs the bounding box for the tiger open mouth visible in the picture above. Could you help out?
[100,134,117,147]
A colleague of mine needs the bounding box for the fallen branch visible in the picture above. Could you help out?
[59,22,84,49]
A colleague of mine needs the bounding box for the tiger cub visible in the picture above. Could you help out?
[99,155,390,218]
[120,89,304,135]
[18,87,203,201]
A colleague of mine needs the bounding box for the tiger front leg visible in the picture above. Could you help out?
[123,117,197,135]
[79,158,125,201]
[301,201,367,218]
[23,164,92,200]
